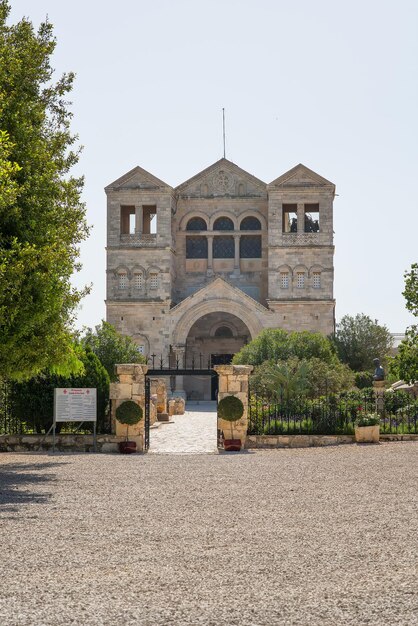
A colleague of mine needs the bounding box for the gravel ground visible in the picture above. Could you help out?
[1,443,418,625]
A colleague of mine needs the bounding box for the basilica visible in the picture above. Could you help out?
[105,158,336,399]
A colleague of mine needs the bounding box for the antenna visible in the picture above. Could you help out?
[222,107,226,158]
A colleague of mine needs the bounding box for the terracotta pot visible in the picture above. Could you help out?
[119,441,137,454]
[223,438,242,451]
[354,425,380,443]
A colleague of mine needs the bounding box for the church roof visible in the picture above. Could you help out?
[175,158,266,194]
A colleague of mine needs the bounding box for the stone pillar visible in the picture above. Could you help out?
[297,203,304,233]
[172,345,186,400]
[373,380,385,414]
[135,205,143,235]
[207,235,213,275]
[233,234,240,272]
[109,364,148,451]
[214,365,253,447]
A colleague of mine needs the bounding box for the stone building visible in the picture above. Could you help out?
[105,158,336,399]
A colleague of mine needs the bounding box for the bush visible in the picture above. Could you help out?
[116,400,143,425]
[218,396,244,422]
[355,371,374,389]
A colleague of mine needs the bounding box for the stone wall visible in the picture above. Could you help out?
[0,434,126,453]
[215,364,253,447]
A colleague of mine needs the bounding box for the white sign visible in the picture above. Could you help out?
[54,388,97,422]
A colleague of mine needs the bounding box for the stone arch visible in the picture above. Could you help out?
[209,320,237,338]
[209,210,237,230]
[308,264,324,277]
[179,211,209,231]
[239,210,267,230]
[146,265,161,277]
[277,264,293,276]
[172,298,262,346]
[113,264,131,278]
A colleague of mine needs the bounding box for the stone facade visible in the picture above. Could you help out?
[106,159,336,398]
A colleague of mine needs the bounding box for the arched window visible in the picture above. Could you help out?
[133,271,143,290]
[240,235,261,258]
[118,272,127,289]
[240,216,261,231]
[213,236,234,258]
[214,326,234,338]
[186,217,207,231]
[186,236,208,259]
[213,217,234,231]
[149,272,158,289]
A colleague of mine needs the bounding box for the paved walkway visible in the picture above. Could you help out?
[149,400,218,454]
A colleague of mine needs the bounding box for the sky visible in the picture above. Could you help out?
[8,0,418,333]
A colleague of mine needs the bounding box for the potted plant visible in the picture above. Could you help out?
[218,395,244,451]
[116,400,143,453]
[355,408,380,443]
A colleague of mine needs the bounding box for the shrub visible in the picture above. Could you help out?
[354,371,374,389]
[116,400,143,425]
[218,396,244,422]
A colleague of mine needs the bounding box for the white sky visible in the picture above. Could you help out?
[9,0,418,333]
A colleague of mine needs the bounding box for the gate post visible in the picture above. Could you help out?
[109,364,149,452]
[214,365,253,448]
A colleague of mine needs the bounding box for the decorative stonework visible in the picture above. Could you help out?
[213,169,234,193]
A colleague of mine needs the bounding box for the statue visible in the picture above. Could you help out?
[373,358,385,381]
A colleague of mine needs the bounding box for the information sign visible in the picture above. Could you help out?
[54,388,97,422]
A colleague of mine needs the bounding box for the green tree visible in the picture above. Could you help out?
[0,2,89,380]
[390,264,418,383]
[232,328,336,367]
[333,314,393,372]
[81,321,145,382]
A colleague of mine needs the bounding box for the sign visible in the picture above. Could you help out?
[54,388,97,422]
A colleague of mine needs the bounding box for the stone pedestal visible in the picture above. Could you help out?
[214,365,253,447]
[373,380,386,414]
[109,364,148,452]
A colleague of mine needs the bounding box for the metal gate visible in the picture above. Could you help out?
[144,376,150,451]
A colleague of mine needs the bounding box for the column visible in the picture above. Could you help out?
[297,203,304,233]
[233,234,240,273]
[173,345,186,400]
[207,235,213,276]
[135,205,143,235]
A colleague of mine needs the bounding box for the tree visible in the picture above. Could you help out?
[0,2,89,380]
[333,314,393,372]
[232,328,337,367]
[390,264,418,383]
[81,321,146,382]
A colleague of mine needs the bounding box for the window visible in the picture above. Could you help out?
[214,326,234,338]
[133,272,143,290]
[150,273,158,289]
[313,272,321,288]
[296,272,305,289]
[186,217,207,231]
[143,205,157,234]
[213,236,234,258]
[280,272,289,289]
[304,204,320,232]
[240,216,261,231]
[282,204,298,233]
[240,235,261,258]
[118,273,127,289]
[186,236,208,259]
[120,206,135,234]
[213,216,234,231]
[137,345,145,355]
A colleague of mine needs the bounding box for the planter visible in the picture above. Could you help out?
[119,441,137,454]
[223,438,242,452]
[355,425,380,443]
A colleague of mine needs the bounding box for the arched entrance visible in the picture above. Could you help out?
[183,312,251,400]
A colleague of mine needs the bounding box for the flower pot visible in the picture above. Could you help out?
[223,438,242,452]
[355,425,380,443]
[119,441,137,454]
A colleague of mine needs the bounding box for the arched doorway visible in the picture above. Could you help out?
[183,312,251,400]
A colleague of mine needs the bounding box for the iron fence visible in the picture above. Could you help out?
[248,387,418,436]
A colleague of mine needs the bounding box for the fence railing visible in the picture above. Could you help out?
[248,388,418,436]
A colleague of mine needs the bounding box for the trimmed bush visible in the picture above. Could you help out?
[116,400,143,425]
[218,396,244,422]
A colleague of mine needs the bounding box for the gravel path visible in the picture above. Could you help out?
[1,443,418,625]
[150,402,217,454]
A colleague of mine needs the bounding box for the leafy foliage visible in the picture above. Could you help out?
[81,321,145,382]
[0,2,89,379]
[391,264,418,384]
[217,396,244,422]
[115,400,143,425]
[333,314,393,372]
[354,371,374,389]
[233,328,337,367]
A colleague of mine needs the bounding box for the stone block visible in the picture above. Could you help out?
[218,376,228,393]
[226,379,241,393]
[101,443,119,453]
[109,383,132,400]
[118,374,133,384]
[132,382,145,396]
[115,364,136,375]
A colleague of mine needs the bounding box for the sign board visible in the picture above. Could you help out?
[54,388,97,422]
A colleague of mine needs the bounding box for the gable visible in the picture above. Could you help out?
[269,164,335,191]
[175,158,267,198]
[105,166,172,192]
